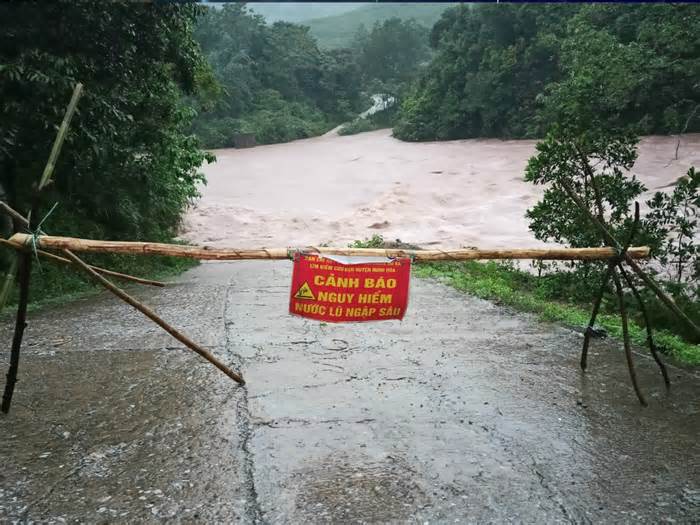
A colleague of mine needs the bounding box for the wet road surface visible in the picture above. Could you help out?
[1,261,699,523]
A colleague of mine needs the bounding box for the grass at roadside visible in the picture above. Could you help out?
[0,251,198,317]
[414,261,700,366]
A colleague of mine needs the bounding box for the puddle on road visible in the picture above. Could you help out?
[0,348,244,523]
[295,455,426,523]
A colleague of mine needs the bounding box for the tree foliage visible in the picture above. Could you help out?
[394,4,576,140]
[192,6,434,148]
[394,3,700,141]
[191,4,365,148]
[525,128,644,250]
[0,2,212,243]
[646,168,700,288]
[353,18,430,87]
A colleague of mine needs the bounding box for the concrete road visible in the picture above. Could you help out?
[1,261,699,523]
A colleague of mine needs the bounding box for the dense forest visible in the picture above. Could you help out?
[191,3,430,147]
[1,3,210,244]
[394,3,700,140]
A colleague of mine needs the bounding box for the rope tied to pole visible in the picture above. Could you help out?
[24,202,59,271]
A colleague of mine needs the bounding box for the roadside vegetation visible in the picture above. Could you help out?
[352,234,699,365]
[0,3,209,309]
[415,261,699,366]
[379,3,699,365]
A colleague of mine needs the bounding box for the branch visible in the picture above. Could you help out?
[559,178,700,339]
[62,249,244,385]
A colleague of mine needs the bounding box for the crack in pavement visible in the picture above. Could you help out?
[247,375,371,400]
[224,278,264,524]
[250,417,377,429]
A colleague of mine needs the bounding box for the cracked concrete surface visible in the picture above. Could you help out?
[1,261,699,523]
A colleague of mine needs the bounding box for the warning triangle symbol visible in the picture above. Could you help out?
[294,281,315,300]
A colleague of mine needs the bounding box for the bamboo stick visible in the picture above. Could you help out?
[8,233,651,261]
[39,84,83,191]
[618,264,670,387]
[0,239,164,287]
[580,263,614,371]
[62,249,245,385]
[1,252,30,413]
[612,266,647,406]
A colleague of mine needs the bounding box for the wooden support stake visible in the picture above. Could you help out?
[2,83,82,414]
[611,266,647,406]
[580,263,614,371]
[62,249,245,386]
[559,180,700,339]
[618,265,670,387]
[38,84,83,191]
[7,233,651,262]
[1,252,31,413]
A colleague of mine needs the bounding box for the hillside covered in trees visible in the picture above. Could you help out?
[191,3,431,148]
[394,3,700,140]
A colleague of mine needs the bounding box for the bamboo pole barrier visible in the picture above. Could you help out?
[0,239,165,287]
[62,249,244,385]
[8,233,651,262]
[0,202,164,287]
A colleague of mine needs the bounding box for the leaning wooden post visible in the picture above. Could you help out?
[1,83,83,414]
[611,266,647,406]
[581,202,646,373]
[580,263,615,371]
[559,179,700,339]
[62,249,245,385]
[618,264,670,387]
[1,251,31,413]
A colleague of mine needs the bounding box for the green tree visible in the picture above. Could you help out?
[394,4,578,141]
[355,18,430,86]
[0,2,213,244]
[394,3,700,142]
[525,128,644,250]
[646,168,700,288]
[192,4,366,148]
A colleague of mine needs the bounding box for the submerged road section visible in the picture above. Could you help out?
[1,261,699,522]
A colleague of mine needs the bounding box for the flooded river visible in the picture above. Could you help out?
[182,130,700,249]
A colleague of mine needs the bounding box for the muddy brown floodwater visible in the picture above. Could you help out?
[181,130,700,249]
[1,131,700,523]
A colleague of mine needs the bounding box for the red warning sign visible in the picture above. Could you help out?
[289,253,411,322]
